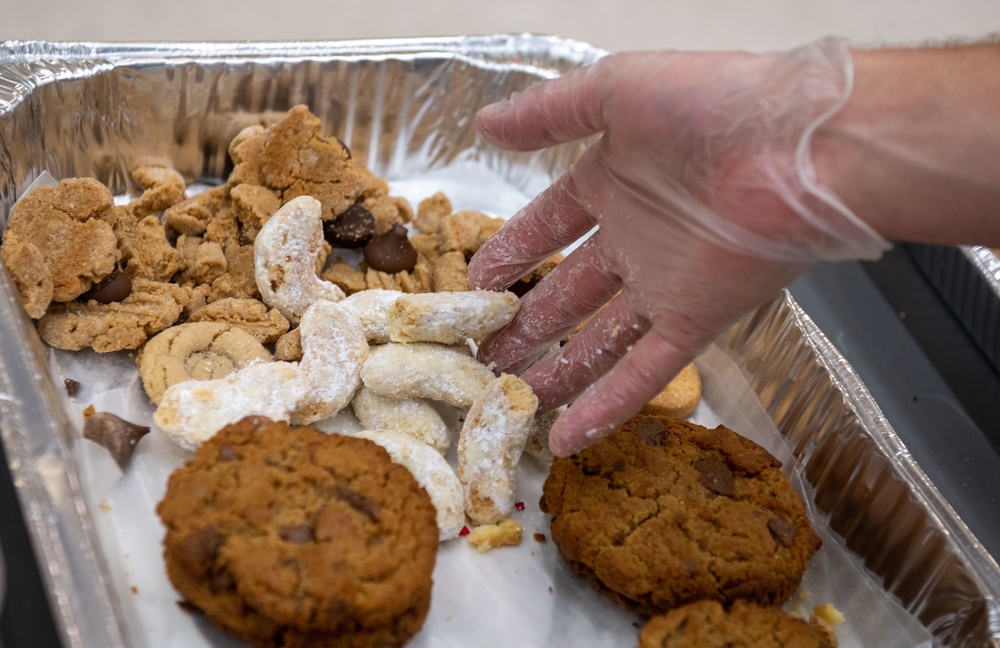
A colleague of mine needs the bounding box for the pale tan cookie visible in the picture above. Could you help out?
[258,104,367,220]
[128,165,187,218]
[137,322,272,405]
[230,183,281,240]
[431,251,469,292]
[361,342,494,409]
[414,191,452,234]
[321,263,367,295]
[457,374,538,525]
[1,241,53,318]
[163,184,230,237]
[354,430,466,542]
[438,211,504,257]
[1,178,120,311]
[351,385,451,455]
[37,279,183,352]
[273,327,302,362]
[254,195,344,323]
[187,297,290,345]
[640,363,702,419]
[387,290,519,345]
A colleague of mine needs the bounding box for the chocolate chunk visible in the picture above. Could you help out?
[324,204,375,248]
[82,411,150,468]
[363,223,417,273]
[768,517,798,547]
[336,485,380,521]
[632,416,667,446]
[696,457,734,496]
[181,525,223,574]
[64,378,81,397]
[280,524,314,544]
[80,266,132,303]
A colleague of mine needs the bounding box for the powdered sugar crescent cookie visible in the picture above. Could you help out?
[361,342,494,409]
[254,195,344,323]
[354,430,465,542]
[387,290,519,345]
[339,289,403,344]
[293,300,368,425]
[457,374,538,525]
[154,361,303,451]
[351,385,451,455]
[138,321,272,405]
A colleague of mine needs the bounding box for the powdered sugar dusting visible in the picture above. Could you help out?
[387,290,520,345]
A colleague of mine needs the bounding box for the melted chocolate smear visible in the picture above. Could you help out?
[696,457,734,497]
[83,411,150,468]
[631,416,667,446]
[364,223,417,273]
[81,266,132,304]
[64,378,81,398]
[768,517,798,547]
[324,204,375,249]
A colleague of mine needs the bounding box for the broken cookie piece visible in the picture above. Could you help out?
[1,178,120,315]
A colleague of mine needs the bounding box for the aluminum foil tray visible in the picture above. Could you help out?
[1,36,999,648]
[907,243,1000,375]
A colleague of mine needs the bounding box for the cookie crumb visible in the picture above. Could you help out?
[466,519,523,553]
[64,378,81,397]
[533,533,547,543]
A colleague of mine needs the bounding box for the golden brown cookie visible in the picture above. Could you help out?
[639,600,836,648]
[640,363,702,419]
[187,298,290,345]
[541,415,821,616]
[157,417,439,648]
[138,322,272,405]
[37,279,183,352]
[1,178,120,313]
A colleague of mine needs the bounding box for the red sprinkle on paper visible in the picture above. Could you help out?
[459,525,470,537]
[514,500,525,511]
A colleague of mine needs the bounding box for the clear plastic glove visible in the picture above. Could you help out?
[467,37,889,457]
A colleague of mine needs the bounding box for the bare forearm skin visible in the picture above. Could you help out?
[812,43,1000,247]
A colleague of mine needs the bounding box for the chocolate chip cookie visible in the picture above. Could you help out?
[157,416,439,647]
[639,599,836,648]
[541,415,821,616]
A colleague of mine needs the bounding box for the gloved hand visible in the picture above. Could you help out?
[467,37,889,456]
